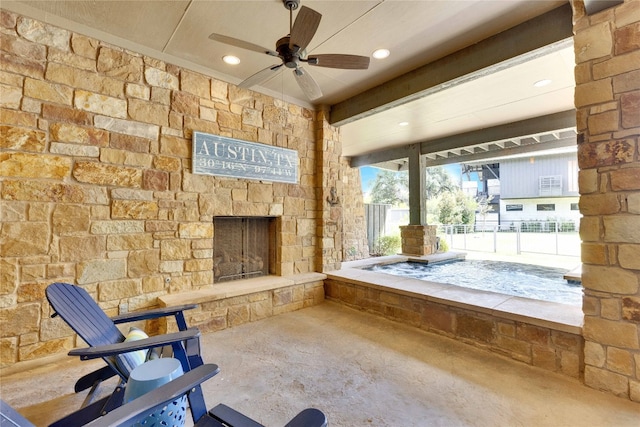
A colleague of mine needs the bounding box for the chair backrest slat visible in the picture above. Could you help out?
[46,283,129,377]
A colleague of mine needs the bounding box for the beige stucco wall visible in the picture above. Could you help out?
[573,0,640,401]
[0,9,367,370]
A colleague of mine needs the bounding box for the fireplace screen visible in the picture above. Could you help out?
[213,217,272,282]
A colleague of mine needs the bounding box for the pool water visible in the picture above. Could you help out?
[367,260,583,306]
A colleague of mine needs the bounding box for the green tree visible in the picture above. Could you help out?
[457,190,477,225]
[437,189,476,225]
[437,192,457,224]
[425,166,457,199]
[370,170,409,206]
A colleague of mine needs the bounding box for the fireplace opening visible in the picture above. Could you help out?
[213,216,276,282]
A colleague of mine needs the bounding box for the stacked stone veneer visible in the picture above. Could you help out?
[158,275,325,334]
[573,0,640,401]
[400,225,438,256]
[0,10,367,370]
[340,158,369,262]
[314,108,369,268]
[325,278,583,378]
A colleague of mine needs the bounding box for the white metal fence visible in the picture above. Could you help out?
[437,220,581,257]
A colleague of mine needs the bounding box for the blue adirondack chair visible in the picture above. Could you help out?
[2,364,328,427]
[46,282,203,426]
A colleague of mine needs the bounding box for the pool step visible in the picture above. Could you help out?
[564,265,582,283]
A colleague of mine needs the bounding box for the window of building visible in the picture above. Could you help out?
[537,204,555,211]
[506,204,523,211]
[571,203,579,210]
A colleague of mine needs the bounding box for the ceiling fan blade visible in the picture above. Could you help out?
[238,64,283,89]
[293,67,322,101]
[307,54,370,70]
[289,6,321,52]
[209,33,279,57]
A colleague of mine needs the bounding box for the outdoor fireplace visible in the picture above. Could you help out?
[213,217,276,282]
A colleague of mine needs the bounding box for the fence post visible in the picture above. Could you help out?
[555,220,559,255]
[493,225,497,253]
[461,225,465,249]
[517,224,521,254]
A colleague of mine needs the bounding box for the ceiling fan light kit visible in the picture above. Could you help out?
[208,0,370,101]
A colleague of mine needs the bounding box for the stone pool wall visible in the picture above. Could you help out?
[325,275,584,379]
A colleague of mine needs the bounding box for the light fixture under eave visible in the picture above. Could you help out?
[223,55,240,65]
[398,121,409,127]
[533,79,552,88]
[372,49,390,59]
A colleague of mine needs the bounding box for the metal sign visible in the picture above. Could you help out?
[192,131,298,184]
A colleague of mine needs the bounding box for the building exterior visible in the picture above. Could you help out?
[499,152,581,228]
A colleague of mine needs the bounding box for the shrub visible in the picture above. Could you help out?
[371,235,401,256]
[437,236,449,253]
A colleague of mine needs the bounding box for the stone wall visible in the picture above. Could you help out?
[573,0,640,401]
[158,274,326,334]
[325,278,583,378]
[315,108,370,268]
[400,224,438,256]
[0,10,367,370]
[340,158,369,261]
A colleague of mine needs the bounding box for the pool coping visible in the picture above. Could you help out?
[330,252,584,335]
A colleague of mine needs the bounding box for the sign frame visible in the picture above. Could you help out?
[192,131,298,184]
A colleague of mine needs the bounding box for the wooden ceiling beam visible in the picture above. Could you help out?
[349,110,575,167]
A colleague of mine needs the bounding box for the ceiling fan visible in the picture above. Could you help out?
[209,0,370,101]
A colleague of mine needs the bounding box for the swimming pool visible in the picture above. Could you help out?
[366,260,583,306]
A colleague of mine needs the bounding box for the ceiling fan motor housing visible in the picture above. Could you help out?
[283,0,300,10]
[276,36,300,68]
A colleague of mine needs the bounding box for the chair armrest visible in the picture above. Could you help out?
[83,364,220,427]
[68,329,200,360]
[1,399,35,427]
[111,304,197,324]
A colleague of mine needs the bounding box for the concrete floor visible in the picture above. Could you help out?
[2,301,639,427]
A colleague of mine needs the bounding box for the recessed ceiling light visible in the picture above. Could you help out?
[533,79,552,87]
[372,49,390,59]
[223,55,240,65]
[398,121,409,127]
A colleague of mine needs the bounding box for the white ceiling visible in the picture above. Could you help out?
[3,0,574,160]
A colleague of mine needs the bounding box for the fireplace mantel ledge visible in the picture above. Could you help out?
[159,272,327,307]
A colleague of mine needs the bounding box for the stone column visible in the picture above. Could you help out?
[400,225,438,256]
[315,107,343,272]
[573,0,640,401]
[407,143,426,226]
[402,143,433,256]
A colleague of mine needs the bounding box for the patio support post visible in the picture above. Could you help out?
[401,144,437,255]
[408,143,425,226]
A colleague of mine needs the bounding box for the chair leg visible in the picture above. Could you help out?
[49,383,125,427]
[80,381,101,408]
[283,408,328,427]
